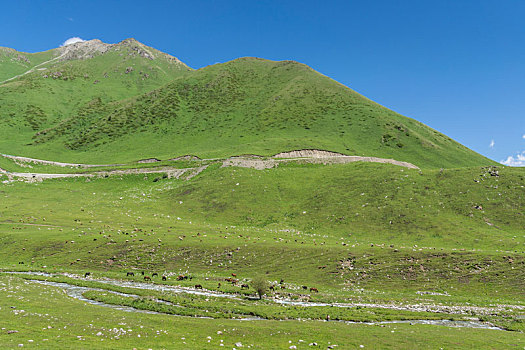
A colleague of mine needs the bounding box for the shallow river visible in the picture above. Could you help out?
[5,272,508,330]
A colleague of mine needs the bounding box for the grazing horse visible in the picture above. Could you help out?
[84,272,91,278]
[152,272,158,277]
[310,287,319,293]
[126,272,135,276]
[241,284,249,289]
[302,286,308,290]
[194,284,203,289]
[162,275,167,281]
[144,276,151,281]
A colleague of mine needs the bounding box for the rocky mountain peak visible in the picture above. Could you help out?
[53,38,185,66]
[57,39,112,60]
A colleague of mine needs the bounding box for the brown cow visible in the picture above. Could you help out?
[232,273,237,277]
[310,287,319,293]
[241,284,249,289]
[144,276,151,281]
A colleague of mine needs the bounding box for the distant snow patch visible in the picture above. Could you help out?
[61,37,85,47]
[501,151,525,167]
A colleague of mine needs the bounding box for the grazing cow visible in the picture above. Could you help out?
[144,276,151,281]
[217,282,221,288]
[302,286,308,290]
[231,273,237,277]
[84,272,91,278]
[126,272,135,276]
[177,275,187,281]
[18,262,24,265]
[194,284,203,289]
[152,272,158,277]
[141,271,145,276]
[279,279,284,284]
[280,285,286,289]
[241,284,249,289]
[269,285,275,291]
[162,275,167,281]
[310,287,319,293]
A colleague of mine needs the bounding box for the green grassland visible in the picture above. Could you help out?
[0,160,523,348]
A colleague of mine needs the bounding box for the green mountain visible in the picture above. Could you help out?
[1,39,494,168]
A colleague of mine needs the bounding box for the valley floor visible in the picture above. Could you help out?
[0,155,523,348]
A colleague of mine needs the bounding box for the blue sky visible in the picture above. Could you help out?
[1,0,524,165]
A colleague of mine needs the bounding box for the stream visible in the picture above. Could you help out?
[4,271,511,330]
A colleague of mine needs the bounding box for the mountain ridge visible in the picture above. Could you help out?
[0,39,497,168]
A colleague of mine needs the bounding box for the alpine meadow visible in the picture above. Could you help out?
[0,38,523,350]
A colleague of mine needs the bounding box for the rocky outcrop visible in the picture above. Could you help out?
[137,158,160,163]
[222,151,420,170]
[273,149,346,158]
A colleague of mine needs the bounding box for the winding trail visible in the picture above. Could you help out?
[0,153,123,168]
[0,51,68,85]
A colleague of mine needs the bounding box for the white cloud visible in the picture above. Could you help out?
[522,134,525,139]
[61,37,85,47]
[501,151,525,167]
[489,140,495,148]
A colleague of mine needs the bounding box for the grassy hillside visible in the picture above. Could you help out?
[0,39,191,158]
[0,47,56,82]
[0,163,522,286]
[1,42,495,168]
